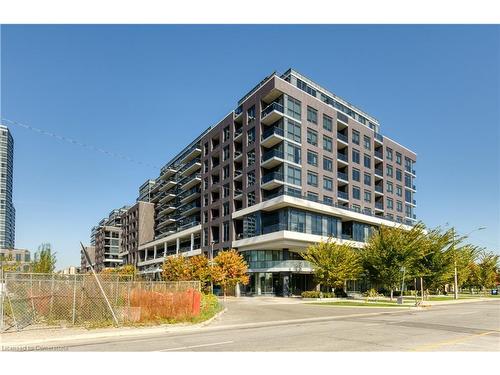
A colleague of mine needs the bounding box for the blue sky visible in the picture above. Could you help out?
[1,25,498,269]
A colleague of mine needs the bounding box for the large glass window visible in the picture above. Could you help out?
[386,147,393,161]
[323,135,333,152]
[287,165,302,186]
[352,168,360,182]
[352,130,360,145]
[323,114,332,132]
[364,173,372,186]
[307,171,318,187]
[286,96,302,120]
[364,135,371,150]
[307,106,318,124]
[387,165,393,177]
[289,209,306,232]
[352,149,360,164]
[323,156,333,172]
[364,154,371,168]
[396,168,402,181]
[285,142,301,164]
[323,177,333,191]
[307,150,318,166]
[285,118,301,143]
[307,128,318,146]
[353,186,361,200]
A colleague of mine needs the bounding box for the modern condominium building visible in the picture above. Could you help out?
[132,68,417,295]
[0,125,15,249]
[85,69,417,295]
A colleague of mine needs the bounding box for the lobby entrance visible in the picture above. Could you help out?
[244,272,315,296]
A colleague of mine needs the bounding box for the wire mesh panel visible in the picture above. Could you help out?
[0,273,200,331]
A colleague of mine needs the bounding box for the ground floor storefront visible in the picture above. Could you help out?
[241,272,316,296]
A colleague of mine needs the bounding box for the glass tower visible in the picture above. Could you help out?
[0,125,15,249]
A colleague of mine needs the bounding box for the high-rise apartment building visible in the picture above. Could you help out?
[0,125,15,249]
[88,69,417,294]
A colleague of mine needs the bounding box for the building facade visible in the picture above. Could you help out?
[133,69,417,294]
[0,248,30,272]
[86,69,417,294]
[0,125,15,249]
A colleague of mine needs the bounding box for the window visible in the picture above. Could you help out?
[323,177,333,191]
[223,222,230,242]
[247,127,255,145]
[352,168,360,182]
[247,105,256,120]
[307,150,318,166]
[203,177,209,189]
[223,126,230,142]
[405,189,412,203]
[287,165,302,185]
[396,185,403,197]
[353,186,361,200]
[247,191,256,206]
[323,114,332,131]
[323,157,333,172]
[352,149,360,164]
[323,135,333,152]
[396,201,403,212]
[386,147,393,161]
[324,196,333,206]
[364,190,372,203]
[223,165,230,179]
[396,168,402,181]
[204,142,209,156]
[387,198,393,209]
[285,142,301,164]
[352,130,360,145]
[364,173,372,186]
[247,171,255,186]
[307,128,318,146]
[307,171,318,187]
[286,97,301,120]
[364,135,371,150]
[352,204,361,212]
[286,118,301,143]
[387,181,393,193]
[386,165,393,177]
[364,154,371,169]
[396,152,402,165]
[223,183,230,198]
[223,145,230,161]
[223,202,230,216]
[307,192,319,202]
[307,106,318,124]
[247,150,255,166]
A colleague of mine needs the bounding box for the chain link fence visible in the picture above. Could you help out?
[0,272,200,331]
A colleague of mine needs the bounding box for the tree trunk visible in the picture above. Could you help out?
[223,286,226,300]
[390,289,394,301]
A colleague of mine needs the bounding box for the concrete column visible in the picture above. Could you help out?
[153,245,157,259]
[163,242,167,257]
[254,273,261,296]
[190,233,194,251]
[176,238,180,255]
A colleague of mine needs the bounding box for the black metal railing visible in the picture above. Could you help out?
[262,172,284,184]
[261,102,284,119]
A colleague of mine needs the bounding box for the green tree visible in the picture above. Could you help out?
[32,243,57,273]
[211,250,249,299]
[303,240,362,296]
[475,250,499,291]
[362,223,427,300]
[1,253,21,272]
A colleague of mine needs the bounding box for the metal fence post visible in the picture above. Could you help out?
[30,273,36,321]
[72,274,77,325]
[0,268,4,332]
[49,274,55,322]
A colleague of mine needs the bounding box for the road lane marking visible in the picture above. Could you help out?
[411,330,499,351]
[156,340,234,352]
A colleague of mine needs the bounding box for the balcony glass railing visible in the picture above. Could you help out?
[259,190,414,226]
[262,126,284,140]
[234,128,243,137]
[179,173,201,186]
[375,185,383,193]
[337,133,348,143]
[374,150,383,159]
[375,202,384,210]
[375,168,384,176]
[374,132,384,142]
[261,102,284,119]
[337,171,348,181]
[234,105,243,116]
[180,157,201,173]
[337,112,349,123]
[337,191,349,200]
[337,153,348,162]
[246,259,312,271]
[262,149,284,162]
[262,172,284,184]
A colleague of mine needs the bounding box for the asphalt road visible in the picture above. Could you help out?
[60,299,500,352]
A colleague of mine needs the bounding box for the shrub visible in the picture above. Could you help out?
[301,291,334,298]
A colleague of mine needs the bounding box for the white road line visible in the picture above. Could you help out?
[156,340,234,352]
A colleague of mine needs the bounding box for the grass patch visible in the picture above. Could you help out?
[311,301,411,308]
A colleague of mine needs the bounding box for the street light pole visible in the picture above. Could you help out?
[210,240,215,295]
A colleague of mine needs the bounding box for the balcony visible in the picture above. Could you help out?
[260,102,284,125]
[234,169,243,181]
[234,188,243,200]
[374,150,383,160]
[261,149,285,169]
[179,158,201,177]
[375,201,384,211]
[337,112,349,124]
[337,191,349,201]
[374,168,384,178]
[158,192,176,205]
[246,259,313,272]
[337,132,348,144]
[234,105,243,121]
[234,128,243,142]
[178,201,201,217]
[158,204,176,216]
[160,179,177,192]
[337,152,348,164]
[261,127,285,148]
[179,145,202,165]
[374,132,384,143]
[375,185,384,194]
[179,187,201,204]
[234,151,243,162]
[337,171,349,182]
[179,173,202,190]
[261,172,285,190]
[160,167,177,180]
